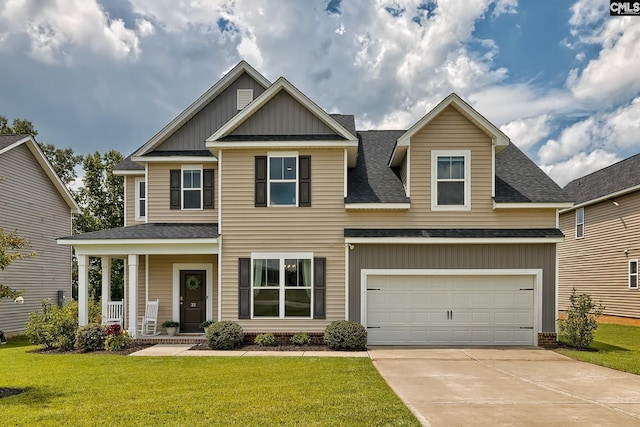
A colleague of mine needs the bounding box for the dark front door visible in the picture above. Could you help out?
[180,270,206,333]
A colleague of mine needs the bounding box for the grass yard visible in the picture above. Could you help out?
[0,336,418,426]
[557,323,640,375]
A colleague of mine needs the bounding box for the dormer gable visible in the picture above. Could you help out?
[206,77,359,167]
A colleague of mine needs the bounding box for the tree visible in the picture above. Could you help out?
[0,115,82,186]
[74,150,125,300]
[0,229,35,303]
[558,288,605,350]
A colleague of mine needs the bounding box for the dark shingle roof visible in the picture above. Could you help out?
[144,150,214,157]
[563,152,640,205]
[59,223,218,240]
[113,155,144,171]
[495,143,568,203]
[345,228,564,238]
[346,130,409,204]
[330,114,357,137]
[0,134,29,150]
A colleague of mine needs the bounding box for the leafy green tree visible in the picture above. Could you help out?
[74,150,125,300]
[559,288,605,350]
[0,229,35,303]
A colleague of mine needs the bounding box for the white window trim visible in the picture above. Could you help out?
[134,177,147,221]
[181,165,203,210]
[250,252,313,319]
[267,152,299,207]
[431,150,471,211]
[629,259,638,290]
[575,207,584,239]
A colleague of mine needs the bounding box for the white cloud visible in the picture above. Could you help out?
[0,0,142,63]
[541,149,620,187]
[493,0,518,16]
[500,114,550,151]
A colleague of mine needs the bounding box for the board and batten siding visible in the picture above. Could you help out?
[558,191,640,318]
[220,148,346,332]
[230,91,336,136]
[343,107,557,229]
[156,72,267,151]
[0,144,73,333]
[348,243,558,332]
[147,162,217,223]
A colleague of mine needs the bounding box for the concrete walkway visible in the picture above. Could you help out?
[129,344,369,357]
[369,348,640,427]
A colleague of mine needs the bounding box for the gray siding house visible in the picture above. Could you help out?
[0,135,79,334]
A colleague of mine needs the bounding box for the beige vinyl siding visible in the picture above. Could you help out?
[147,162,217,223]
[128,254,217,328]
[157,72,267,151]
[220,148,346,332]
[125,175,146,226]
[231,91,336,136]
[558,190,640,318]
[0,144,73,333]
[345,106,557,229]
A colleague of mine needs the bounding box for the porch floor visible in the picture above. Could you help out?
[134,334,206,345]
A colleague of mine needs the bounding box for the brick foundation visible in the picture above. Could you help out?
[537,332,558,348]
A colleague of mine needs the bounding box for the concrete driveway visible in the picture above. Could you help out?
[370,348,640,427]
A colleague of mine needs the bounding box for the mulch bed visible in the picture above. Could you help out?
[0,388,26,399]
[28,344,153,356]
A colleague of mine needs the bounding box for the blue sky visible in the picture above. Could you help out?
[0,0,638,186]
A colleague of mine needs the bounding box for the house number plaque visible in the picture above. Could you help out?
[190,302,197,308]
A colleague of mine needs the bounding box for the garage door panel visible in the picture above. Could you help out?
[366,273,536,346]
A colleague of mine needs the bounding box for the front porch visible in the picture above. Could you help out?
[57,223,219,338]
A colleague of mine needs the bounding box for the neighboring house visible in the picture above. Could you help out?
[58,61,570,346]
[559,153,640,322]
[0,134,80,334]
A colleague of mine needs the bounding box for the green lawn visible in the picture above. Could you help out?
[0,337,418,426]
[557,323,640,375]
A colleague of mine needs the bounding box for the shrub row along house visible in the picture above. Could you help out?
[0,135,79,334]
[58,61,571,346]
[559,153,640,323]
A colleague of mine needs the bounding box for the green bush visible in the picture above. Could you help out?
[290,332,311,346]
[205,321,244,350]
[25,299,79,350]
[105,332,133,351]
[88,298,102,324]
[559,288,604,350]
[199,320,214,329]
[75,323,106,352]
[324,320,367,350]
[254,333,277,346]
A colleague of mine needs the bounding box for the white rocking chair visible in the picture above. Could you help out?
[139,299,160,336]
[102,301,124,327]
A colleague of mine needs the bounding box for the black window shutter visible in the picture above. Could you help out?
[313,257,326,319]
[238,258,251,319]
[299,155,311,207]
[255,156,267,207]
[170,169,181,209]
[203,169,214,209]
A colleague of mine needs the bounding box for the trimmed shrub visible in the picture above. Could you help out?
[559,288,604,350]
[105,332,133,351]
[324,320,367,350]
[254,332,277,346]
[206,321,244,350]
[199,320,214,330]
[290,332,311,346]
[25,299,79,350]
[75,323,106,352]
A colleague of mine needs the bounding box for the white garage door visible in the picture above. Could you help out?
[366,273,535,346]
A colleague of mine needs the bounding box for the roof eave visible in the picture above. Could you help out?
[560,184,640,213]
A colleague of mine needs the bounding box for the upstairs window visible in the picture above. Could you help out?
[576,207,584,239]
[269,155,298,206]
[630,260,638,289]
[135,177,146,220]
[182,167,202,209]
[431,150,471,211]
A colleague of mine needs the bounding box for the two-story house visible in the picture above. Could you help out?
[559,153,640,323]
[59,61,570,346]
[1,134,79,334]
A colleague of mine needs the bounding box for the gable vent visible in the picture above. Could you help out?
[237,89,253,110]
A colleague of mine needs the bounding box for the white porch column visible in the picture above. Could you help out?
[128,254,138,337]
[101,256,111,317]
[77,255,89,326]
